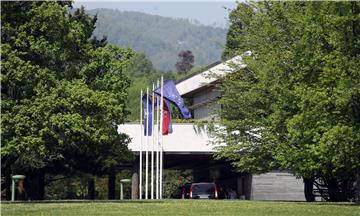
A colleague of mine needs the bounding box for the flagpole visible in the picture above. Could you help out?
[139,89,143,200]
[160,76,164,199]
[145,88,149,200]
[151,83,155,199]
[156,79,160,199]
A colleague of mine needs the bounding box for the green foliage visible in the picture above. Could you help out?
[163,169,193,198]
[123,53,177,121]
[175,50,194,74]
[214,1,360,201]
[44,170,132,200]
[124,53,156,77]
[45,174,90,200]
[87,9,226,71]
[1,1,135,179]
[222,3,254,60]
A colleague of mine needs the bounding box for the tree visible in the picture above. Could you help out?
[123,52,178,121]
[175,50,194,74]
[1,1,134,200]
[124,53,155,77]
[212,1,360,201]
[221,3,254,60]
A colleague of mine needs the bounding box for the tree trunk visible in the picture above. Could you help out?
[304,178,315,202]
[327,179,338,202]
[87,178,95,200]
[4,169,12,200]
[326,178,349,202]
[36,169,45,200]
[356,168,360,203]
[108,171,116,200]
[26,169,45,200]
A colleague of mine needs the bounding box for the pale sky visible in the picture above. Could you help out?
[73,1,239,28]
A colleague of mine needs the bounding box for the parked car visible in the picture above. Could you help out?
[171,182,225,199]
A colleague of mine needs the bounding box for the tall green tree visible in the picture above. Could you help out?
[1,1,134,199]
[123,52,178,121]
[175,50,194,74]
[213,1,360,201]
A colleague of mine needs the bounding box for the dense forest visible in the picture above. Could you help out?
[85,9,227,71]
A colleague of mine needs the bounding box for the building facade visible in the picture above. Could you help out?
[118,56,305,200]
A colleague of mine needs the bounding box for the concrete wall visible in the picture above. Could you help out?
[192,89,221,120]
[193,88,220,105]
[118,123,218,153]
[193,104,220,120]
[251,171,305,201]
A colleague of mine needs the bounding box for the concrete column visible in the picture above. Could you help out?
[131,162,139,199]
[120,183,124,200]
[244,175,252,200]
[11,179,15,201]
[237,177,245,199]
[131,172,139,199]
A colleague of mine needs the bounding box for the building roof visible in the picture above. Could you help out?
[176,55,246,97]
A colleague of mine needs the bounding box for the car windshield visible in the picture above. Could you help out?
[192,183,214,194]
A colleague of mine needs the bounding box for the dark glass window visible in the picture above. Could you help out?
[192,183,215,194]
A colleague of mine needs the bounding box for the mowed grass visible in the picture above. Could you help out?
[2,200,360,216]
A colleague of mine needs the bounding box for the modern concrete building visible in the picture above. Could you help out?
[118,56,305,201]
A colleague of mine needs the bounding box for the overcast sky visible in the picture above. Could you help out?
[73,1,239,28]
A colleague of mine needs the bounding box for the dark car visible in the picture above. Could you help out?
[172,182,225,199]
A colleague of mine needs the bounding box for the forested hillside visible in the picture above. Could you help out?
[86,9,227,71]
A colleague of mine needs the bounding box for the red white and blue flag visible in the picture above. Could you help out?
[162,99,173,135]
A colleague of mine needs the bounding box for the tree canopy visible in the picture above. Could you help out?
[1,1,134,199]
[175,50,195,74]
[213,1,360,201]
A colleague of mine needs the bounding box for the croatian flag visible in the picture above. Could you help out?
[163,99,173,135]
[154,80,191,119]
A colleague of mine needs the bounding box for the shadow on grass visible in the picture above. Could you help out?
[2,199,359,207]
[2,199,165,204]
[245,200,360,207]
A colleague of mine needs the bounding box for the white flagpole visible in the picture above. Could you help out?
[156,79,160,199]
[151,83,155,199]
[145,88,149,200]
[139,89,143,200]
[159,76,164,199]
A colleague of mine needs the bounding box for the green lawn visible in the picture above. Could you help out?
[2,200,359,216]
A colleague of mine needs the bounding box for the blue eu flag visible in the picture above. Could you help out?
[154,80,191,119]
[142,94,152,136]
